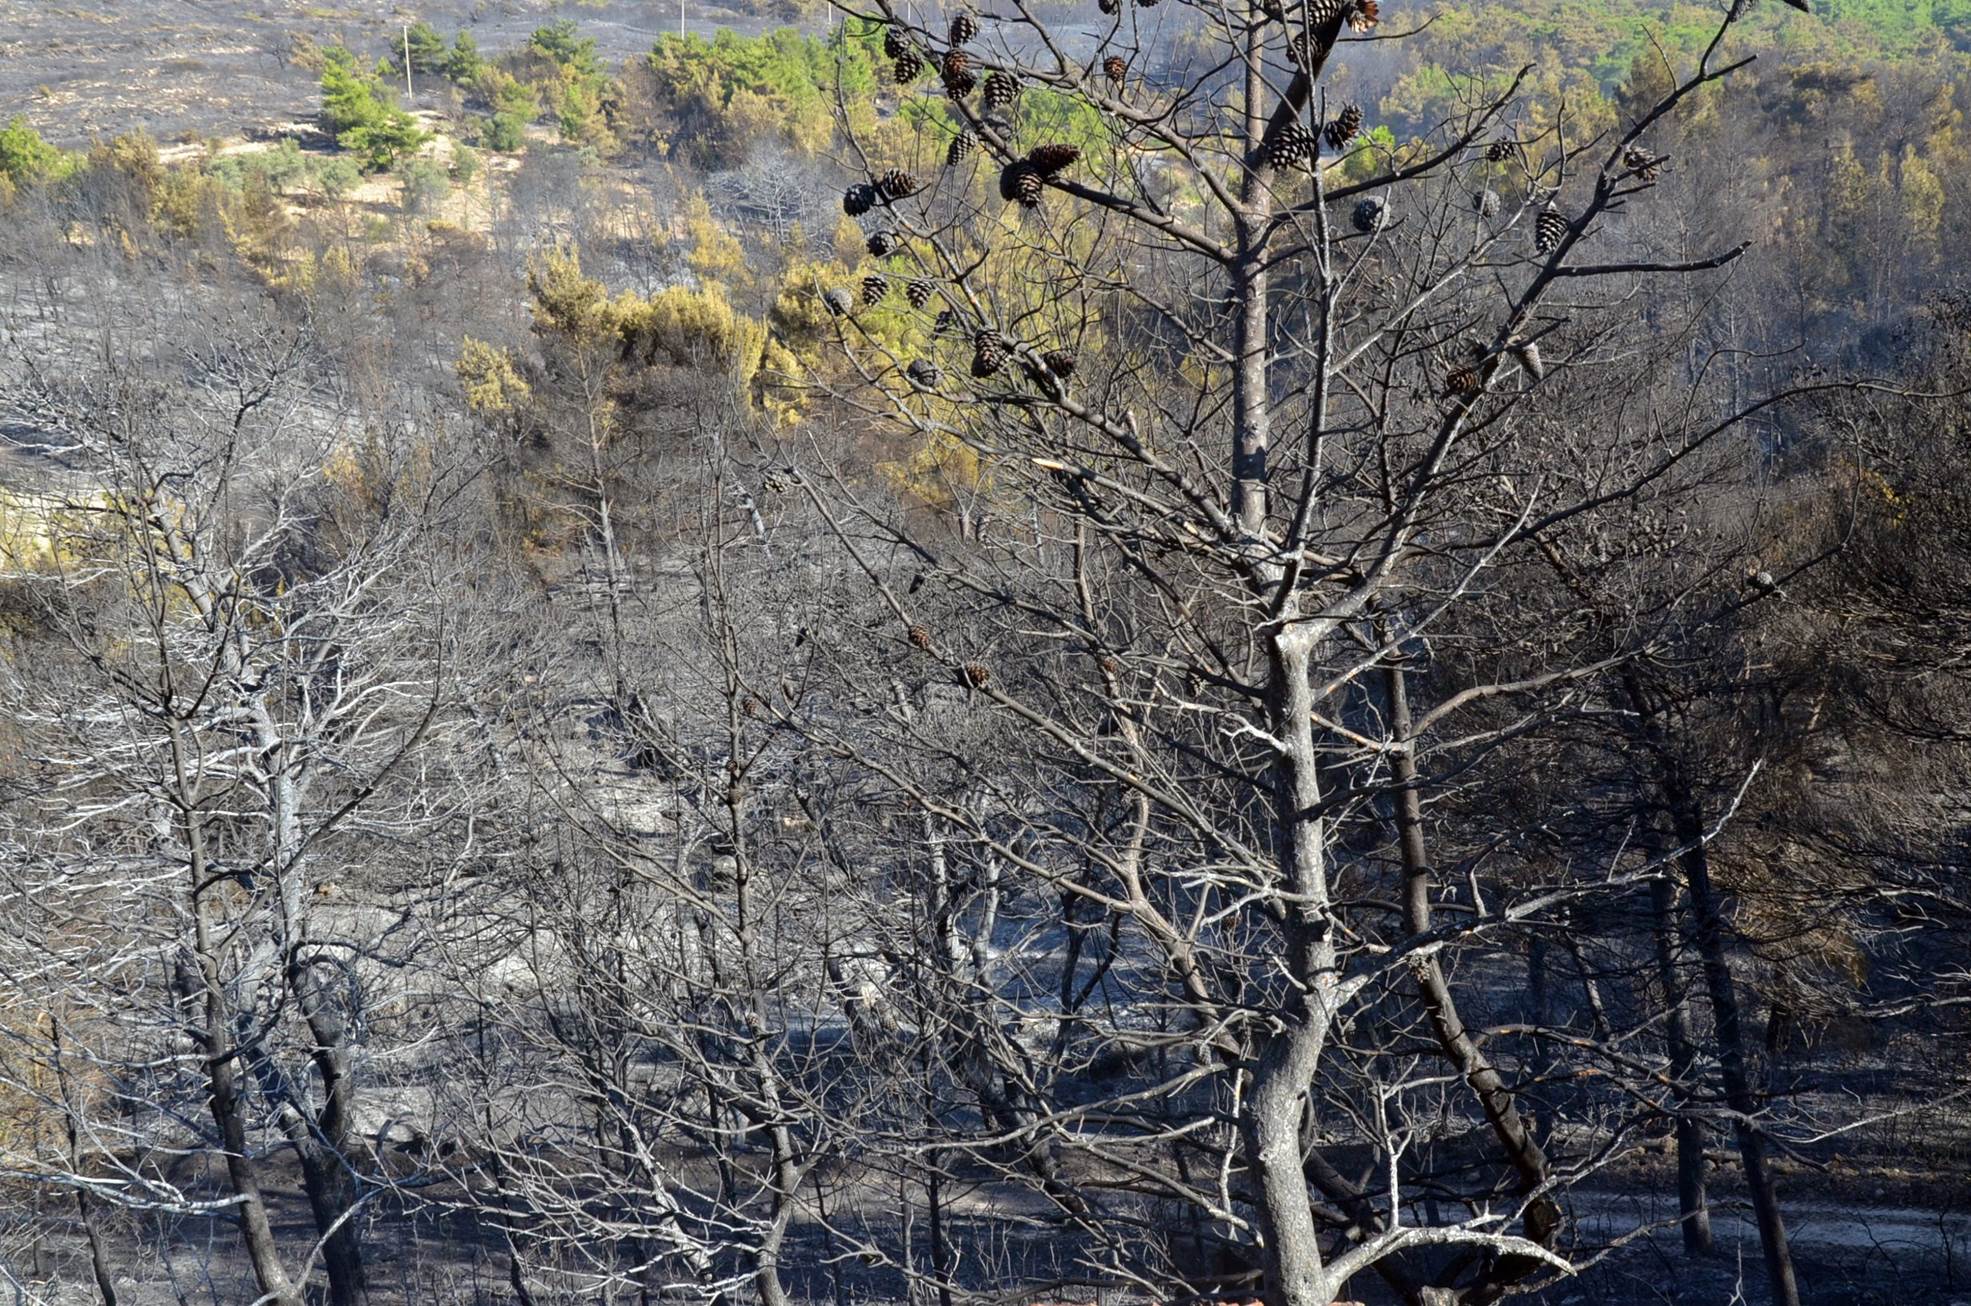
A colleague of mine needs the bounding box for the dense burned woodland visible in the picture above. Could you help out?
[1,0,1969,1303]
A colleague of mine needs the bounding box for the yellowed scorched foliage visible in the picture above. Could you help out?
[525,245,802,419]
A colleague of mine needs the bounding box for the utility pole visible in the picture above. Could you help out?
[403,23,414,99]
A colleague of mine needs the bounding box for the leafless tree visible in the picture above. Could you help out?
[0,304,472,1306]
[797,0,1845,1300]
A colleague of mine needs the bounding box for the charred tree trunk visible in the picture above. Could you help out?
[1385,663,1561,1298]
[1666,789,1797,1306]
[51,1021,118,1306]
[1620,671,1796,1306]
[172,725,303,1306]
[1647,868,1714,1254]
[286,959,370,1306]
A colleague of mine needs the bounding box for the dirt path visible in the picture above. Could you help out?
[1570,1187,1971,1255]
[0,0,795,148]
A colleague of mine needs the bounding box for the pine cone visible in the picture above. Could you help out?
[905,278,936,309]
[982,71,1021,110]
[1351,197,1386,233]
[947,129,979,166]
[883,26,910,59]
[961,661,991,688]
[1534,202,1567,253]
[935,309,960,336]
[1136,0,1160,8]
[1098,0,1120,12]
[1486,139,1515,162]
[1098,654,1121,676]
[1325,102,1363,149]
[862,274,890,306]
[822,287,854,317]
[1623,146,1664,181]
[971,329,1007,377]
[908,623,934,650]
[844,183,877,217]
[941,48,972,86]
[1103,54,1126,85]
[944,66,977,99]
[1000,160,1044,207]
[1509,339,1545,379]
[1285,0,1377,60]
[1042,348,1077,378]
[866,229,901,257]
[892,48,925,82]
[906,360,943,390]
[1472,188,1500,217]
[1265,122,1316,169]
[877,168,919,200]
[949,12,979,45]
[1442,364,1482,398]
[1027,143,1080,176]
[1304,0,1377,28]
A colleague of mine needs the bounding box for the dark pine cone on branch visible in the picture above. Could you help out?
[877,168,920,200]
[1000,160,1044,207]
[1442,364,1482,398]
[941,49,976,99]
[1027,143,1080,176]
[949,12,979,44]
[1103,54,1126,85]
[971,330,1008,377]
[1265,122,1316,169]
[1325,102,1363,149]
[905,279,936,309]
[947,129,979,166]
[1534,202,1567,253]
[982,71,1021,110]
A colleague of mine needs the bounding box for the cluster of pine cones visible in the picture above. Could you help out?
[1440,336,1547,398]
[999,144,1080,208]
[842,169,919,217]
[1623,145,1666,182]
[1282,0,1380,68]
[1262,103,1363,169]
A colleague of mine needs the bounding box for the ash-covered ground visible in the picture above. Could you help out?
[0,0,784,148]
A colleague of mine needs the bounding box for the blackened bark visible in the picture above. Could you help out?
[1647,870,1714,1253]
[1667,792,1798,1306]
[1385,665,1561,1300]
[288,959,370,1306]
[1620,673,1797,1306]
[51,1021,118,1306]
